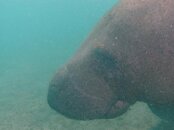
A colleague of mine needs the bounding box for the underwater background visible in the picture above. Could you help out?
[1,0,160,129]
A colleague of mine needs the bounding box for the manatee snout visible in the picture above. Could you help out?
[47,62,130,120]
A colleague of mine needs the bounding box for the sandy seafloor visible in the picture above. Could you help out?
[0,0,162,129]
[0,58,160,130]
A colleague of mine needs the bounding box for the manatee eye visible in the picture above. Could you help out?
[92,48,117,70]
[89,48,122,82]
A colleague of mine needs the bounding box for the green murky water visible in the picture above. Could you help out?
[0,0,159,129]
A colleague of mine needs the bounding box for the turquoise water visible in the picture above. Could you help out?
[0,0,159,130]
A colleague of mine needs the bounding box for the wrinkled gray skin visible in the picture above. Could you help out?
[48,0,174,121]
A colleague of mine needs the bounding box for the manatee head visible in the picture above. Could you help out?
[47,0,174,122]
[47,48,134,120]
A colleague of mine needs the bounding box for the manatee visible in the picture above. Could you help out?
[47,0,174,122]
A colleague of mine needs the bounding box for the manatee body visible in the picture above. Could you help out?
[47,0,174,121]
